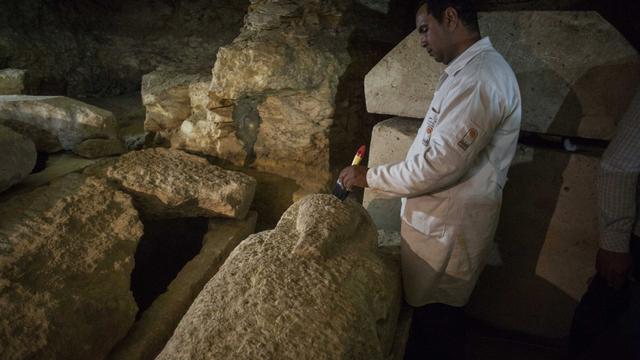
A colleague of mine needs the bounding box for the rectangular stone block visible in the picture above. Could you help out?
[365,11,640,140]
[362,117,420,235]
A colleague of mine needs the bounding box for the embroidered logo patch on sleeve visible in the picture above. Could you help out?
[457,127,478,151]
[422,126,434,146]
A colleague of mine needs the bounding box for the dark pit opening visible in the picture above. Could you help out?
[31,151,49,174]
[130,217,208,318]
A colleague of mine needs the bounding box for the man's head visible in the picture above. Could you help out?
[415,0,480,64]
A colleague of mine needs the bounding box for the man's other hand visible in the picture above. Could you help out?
[596,248,633,289]
[338,166,369,191]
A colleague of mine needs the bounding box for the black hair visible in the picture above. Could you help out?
[416,0,480,34]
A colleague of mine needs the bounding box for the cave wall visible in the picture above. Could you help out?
[0,0,248,97]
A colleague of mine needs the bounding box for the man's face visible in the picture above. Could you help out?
[416,5,453,64]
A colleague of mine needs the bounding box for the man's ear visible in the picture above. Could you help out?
[443,7,459,30]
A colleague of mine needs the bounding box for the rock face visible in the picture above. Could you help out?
[0,95,123,157]
[0,69,27,95]
[158,77,248,167]
[0,0,248,97]
[156,194,402,360]
[164,0,352,191]
[365,11,640,140]
[86,148,256,219]
[356,0,390,13]
[0,124,36,193]
[0,173,143,360]
[142,69,208,132]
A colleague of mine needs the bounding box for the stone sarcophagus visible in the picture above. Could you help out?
[156,194,402,360]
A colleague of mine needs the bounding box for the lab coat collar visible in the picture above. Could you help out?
[444,37,493,77]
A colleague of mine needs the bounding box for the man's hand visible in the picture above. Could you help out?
[338,165,369,191]
[596,248,633,289]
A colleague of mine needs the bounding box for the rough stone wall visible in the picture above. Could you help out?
[166,0,353,192]
[0,0,248,97]
[156,194,402,360]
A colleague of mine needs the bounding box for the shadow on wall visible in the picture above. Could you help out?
[467,147,576,337]
[467,54,616,337]
[330,1,411,180]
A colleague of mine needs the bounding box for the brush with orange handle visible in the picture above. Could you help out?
[332,145,366,200]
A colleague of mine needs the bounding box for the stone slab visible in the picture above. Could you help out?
[108,212,258,360]
[85,148,256,219]
[0,153,97,201]
[0,124,36,193]
[156,194,402,360]
[0,95,120,152]
[0,173,143,360]
[0,69,27,95]
[365,11,640,140]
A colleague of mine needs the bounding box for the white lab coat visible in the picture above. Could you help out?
[367,37,521,307]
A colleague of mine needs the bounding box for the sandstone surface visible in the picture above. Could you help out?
[109,212,257,360]
[0,69,27,95]
[171,121,247,166]
[0,124,36,193]
[0,173,143,360]
[86,148,256,219]
[176,0,351,191]
[365,11,640,140]
[156,194,401,360]
[142,69,209,132]
[0,95,121,153]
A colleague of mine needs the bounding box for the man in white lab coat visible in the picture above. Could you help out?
[339,0,521,358]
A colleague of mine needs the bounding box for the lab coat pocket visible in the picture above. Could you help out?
[402,196,453,274]
[446,199,500,279]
